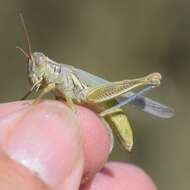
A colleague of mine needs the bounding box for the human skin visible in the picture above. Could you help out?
[0,100,157,190]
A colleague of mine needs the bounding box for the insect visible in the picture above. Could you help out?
[16,14,174,151]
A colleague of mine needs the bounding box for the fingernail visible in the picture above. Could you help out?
[0,101,84,190]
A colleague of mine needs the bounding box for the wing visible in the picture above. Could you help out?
[72,67,108,86]
[119,92,174,118]
[73,67,174,118]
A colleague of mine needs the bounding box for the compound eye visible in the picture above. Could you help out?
[36,55,45,65]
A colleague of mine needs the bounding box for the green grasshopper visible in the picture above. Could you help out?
[17,14,174,151]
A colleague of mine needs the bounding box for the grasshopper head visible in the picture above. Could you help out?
[27,52,47,89]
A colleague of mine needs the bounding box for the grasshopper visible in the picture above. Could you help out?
[16,14,174,151]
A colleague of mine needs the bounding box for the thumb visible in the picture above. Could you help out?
[0,100,84,190]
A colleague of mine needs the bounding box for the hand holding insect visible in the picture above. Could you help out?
[0,100,156,190]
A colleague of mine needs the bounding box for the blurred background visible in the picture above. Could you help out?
[0,0,188,189]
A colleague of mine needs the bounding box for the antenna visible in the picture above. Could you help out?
[16,46,30,58]
[18,13,33,57]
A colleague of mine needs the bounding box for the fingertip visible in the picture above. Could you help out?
[81,162,157,190]
[75,105,112,182]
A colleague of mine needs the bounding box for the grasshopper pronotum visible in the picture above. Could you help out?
[17,14,174,151]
